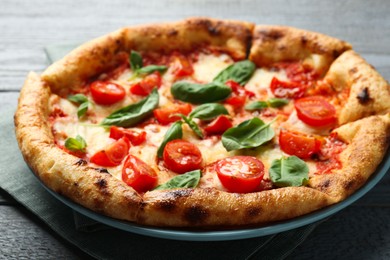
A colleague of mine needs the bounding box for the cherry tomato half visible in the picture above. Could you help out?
[109,126,146,146]
[130,71,162,96]
[90,81,126,105]
[216,156,264,193]
[204,115,233,135]
[294,96,336,127]
[171,54,194,78]
[90,137,130,167]
[163,140,202,174]
[122,155,158,193]
[153,103,192,125]
[270,77,305,99]
[279,130,321,159]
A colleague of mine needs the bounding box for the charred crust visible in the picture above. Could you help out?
[258,28,285,41]
[318,179,331,192]
[155,200,177,213]
[94,168,110,174]
[95,178,108,189]
[349,67,358,74]
[165,189,193,199]
[301,35,308,45]
[184,204,209,224]
[245,206,262,218]
[73,182,79,187]
[357,87,371,104]
[74,159,87,166]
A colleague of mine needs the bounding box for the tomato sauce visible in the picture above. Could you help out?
[315,133,346,174]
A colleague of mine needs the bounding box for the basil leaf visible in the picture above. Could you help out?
[130,50,143,71]
[189,103,229,121]
[245,101,268,111]
[181,115,204,139]
[221,117,274,151]
[268,98,289,108]
[157,121,183,158]
[65,135,87,152]
[101,88,159,127]
[171,81,232,104]
[68,94,88,104]
[245,98,289,111]
[269,156,309,187]
[77,101,89,118]
[154,170,201,190]
[213,60,256,85]
[138,65,167,75]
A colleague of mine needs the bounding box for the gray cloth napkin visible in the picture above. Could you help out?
[0,44,322,259]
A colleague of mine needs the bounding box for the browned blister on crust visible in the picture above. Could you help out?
[15,73,142,221]
[249,25,351,75]
[323,50,390,125]
[138,187,334,227]
[309,115,390,202]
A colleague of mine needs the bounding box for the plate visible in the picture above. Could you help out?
[36,150,390,241]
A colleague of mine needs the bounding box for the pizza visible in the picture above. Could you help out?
[15,18,390,228]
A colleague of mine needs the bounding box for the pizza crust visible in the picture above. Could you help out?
[139,187,334,227]
[309,114,390,202]
[323,50,390,125]
[249,25,352,75]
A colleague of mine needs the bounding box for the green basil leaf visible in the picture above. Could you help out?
[157,121,183,158]
[171,81,232,104]
[77,101,89,118]
[221,117,274,151]
[181,115,204,139]
[154,170,201,190]
[269,156,309,187]
[130,50,143,71]
[64,135,87,152]
[268,98,289,108]
[101,88,159,127]
[68,94,88,104]
[138,65,167,75]
[189,103,229,120]
[245,101,268,111]
[213,60,256,85]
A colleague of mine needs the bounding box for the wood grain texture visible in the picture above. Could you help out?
[1,0,390,259]
[0,0,389,91]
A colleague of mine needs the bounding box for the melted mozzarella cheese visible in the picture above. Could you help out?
[192,53,233,83]
[245,68,288,98]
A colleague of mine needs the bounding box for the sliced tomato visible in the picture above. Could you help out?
[204,115,233,135]
[279,130,321,159]
[90,81,126,105]
[109,126,146,146]
[294,96,336,127]
[216,156,265,193]
[130,71,162,96]
[171,54,194,78]
[153,103,192,125]
[122,155,158,193]
[163,140,202,174]
[270,77,305,99]
[224,80,255,108]
[90,137,130,167]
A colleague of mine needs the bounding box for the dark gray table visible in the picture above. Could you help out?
[1,0,389,259]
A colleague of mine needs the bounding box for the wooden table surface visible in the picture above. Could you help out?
[1,0,390,259]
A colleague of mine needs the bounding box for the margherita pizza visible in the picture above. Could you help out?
[15,18,390,228]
